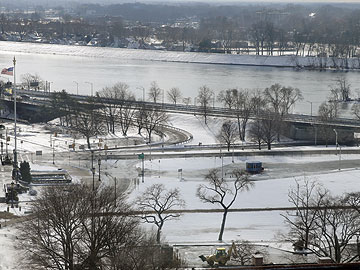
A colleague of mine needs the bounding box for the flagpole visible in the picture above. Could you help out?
[13,56,17,177]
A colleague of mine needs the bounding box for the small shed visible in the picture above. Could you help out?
[246,161,263,174]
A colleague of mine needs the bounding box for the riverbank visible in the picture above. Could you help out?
[0,41,359,70]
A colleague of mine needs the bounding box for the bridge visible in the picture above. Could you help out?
[2,89,360,144]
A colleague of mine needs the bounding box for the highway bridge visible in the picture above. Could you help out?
[2,89,360,144]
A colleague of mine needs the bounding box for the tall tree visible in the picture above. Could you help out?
[142,108,168,143]
[281,179,328,251]
[197,85,214,125]
[330,76,351,102]
[97,82,134,134]
[318,101,339,146]
[217,121,237,151]
[166,87,182,105]
[71,98,105,149]
[148,81,162,103]
[19,185,142,270]
[197,169,253,241]
[136,184,185,243]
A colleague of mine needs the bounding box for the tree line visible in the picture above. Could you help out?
[47,80,305,151]
[3,3,360,59]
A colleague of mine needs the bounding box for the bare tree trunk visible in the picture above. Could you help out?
[87,137,91,149]
[218,209,228,241]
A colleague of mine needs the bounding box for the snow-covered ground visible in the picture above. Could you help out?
[1,114,360,269]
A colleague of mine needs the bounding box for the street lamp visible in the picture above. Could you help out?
[136,86,145,101]
[306,101,313,118]
[73,81,79,95]
[162,88,165,105]
[98,158,101,182]
[85,82,94,96]
[333,129,338,151]
[48,81,53,93]
[13,56,18,176]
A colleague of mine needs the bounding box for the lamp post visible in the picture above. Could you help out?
[136,86,145,101]
[333,129,338,151]
[338,145,342,170]
[162,88,165,105]
[306,101,313,118]
[85,81,94,96]
[49,81,53,92]
[13,57,17,173]
[98,158,101,182]
[73,81,79,95]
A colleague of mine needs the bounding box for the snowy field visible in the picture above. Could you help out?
[1,114,360,269]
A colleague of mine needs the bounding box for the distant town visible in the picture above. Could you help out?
[1,2,360,58]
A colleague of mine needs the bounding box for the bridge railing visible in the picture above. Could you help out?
[6,89,360,129]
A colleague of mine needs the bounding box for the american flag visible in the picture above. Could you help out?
[1,67,13,76]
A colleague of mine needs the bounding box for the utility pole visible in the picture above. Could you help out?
[73,81,79,95]
[13,56,18,181]
[85,82,94,96]
[333,129,338,151]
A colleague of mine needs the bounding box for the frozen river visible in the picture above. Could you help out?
[0,41,359,114]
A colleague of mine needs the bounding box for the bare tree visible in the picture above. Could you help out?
[248,119,263,150]
[142,108,168,143]
[330,76,351,102]
[166,87,182,105]
[19,185,142,270]
[233,240,268,265]
[263,84,303,141]
[217,121,237,151]
[197,85,214,124]
[71,98,106,149]
[281,179,328,251]
[135,105,147,135]
[311,194,360,263]
[197,169,253,241]
[351,103,360,120]
[232,240,256,265]
[182,97,191,106]
[283,185,360,263]
[258,110,279,150]
[20,73,43,89]
[148,81,162,103]
[136,183,185,243]
[97,82,135,134]
[217,88,238,109]
[318,101,339,146]
[234,90,254,141]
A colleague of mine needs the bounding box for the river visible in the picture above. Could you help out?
[0,41,359,115]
